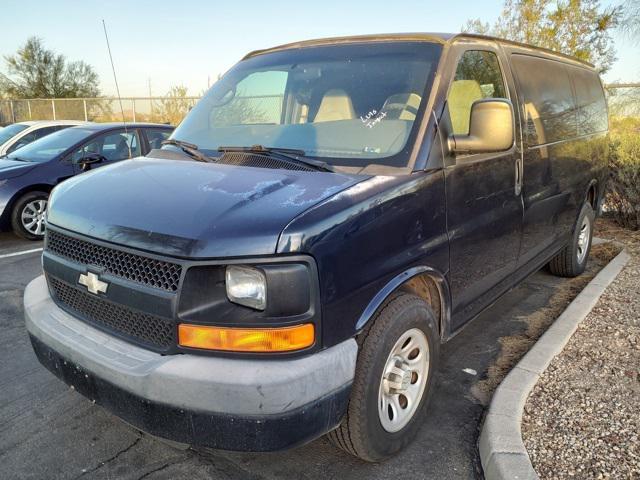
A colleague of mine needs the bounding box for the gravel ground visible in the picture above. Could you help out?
[522,217,640,479]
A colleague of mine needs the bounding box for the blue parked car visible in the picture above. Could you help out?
[0,122,173,239]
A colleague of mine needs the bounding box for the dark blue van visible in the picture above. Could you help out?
[0,123,173,240]
[24,34,608,461]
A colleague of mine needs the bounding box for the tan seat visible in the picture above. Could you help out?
[382,93,422,120]
[314,89,356,122]
[448,80,483,134]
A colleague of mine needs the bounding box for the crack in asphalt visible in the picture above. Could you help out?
[136,456,189,480]
[192,448,266,480]
[73,436,142,478]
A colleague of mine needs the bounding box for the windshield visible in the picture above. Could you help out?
[6,127,92,163]
[170,41,442,169]
[0,124,29,145]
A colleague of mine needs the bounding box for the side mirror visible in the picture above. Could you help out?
[74,152,105,171]
[449,99,514,154]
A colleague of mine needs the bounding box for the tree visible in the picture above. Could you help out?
[463,0,621,73]
[620,0,640,41]
[0,37,100,98]
[461,19,492,36]
[156,86,193,125]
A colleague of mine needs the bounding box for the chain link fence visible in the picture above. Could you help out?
[0,94,285,126]
[0,86,637,126]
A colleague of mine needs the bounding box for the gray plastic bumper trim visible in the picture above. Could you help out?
[24,275,357,416]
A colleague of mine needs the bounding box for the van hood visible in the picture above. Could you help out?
[47,156,365,258]
[0,158,37,179]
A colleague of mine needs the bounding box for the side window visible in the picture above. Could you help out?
[6,126,60,153]
[33,126,59,140]
[569,67,608,136]
[146,129,172,150]
[511,55,577,146]
[447,50,507,135]
[210,71,288,127]
[7,132,36,153]
[71,130,141,162]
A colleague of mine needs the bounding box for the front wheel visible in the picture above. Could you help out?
[11,191,49,241]
[548,202,595,277]
[328,292,439,462]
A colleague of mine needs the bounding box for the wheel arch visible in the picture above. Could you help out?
[355,266,452,342]
[6,183,54,211]
[1,183,54,229]
[585,180,598,211]
[570,179,599,233]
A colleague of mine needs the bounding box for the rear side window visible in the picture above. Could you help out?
[511,54,576,146]
[569,66,608,136]
[447,50,507,135]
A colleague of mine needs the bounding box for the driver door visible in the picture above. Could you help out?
[70,129,141,172]
[441,43,524,329]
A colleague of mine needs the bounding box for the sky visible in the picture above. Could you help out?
[1,0,638,97]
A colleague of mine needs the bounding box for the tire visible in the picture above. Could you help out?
[548,202,595,278]
[11,191,49,241]
[328,292,439,462]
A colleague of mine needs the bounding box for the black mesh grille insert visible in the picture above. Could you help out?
[217,152,316,172]
[49,276,175,351]
[46,230,182,292]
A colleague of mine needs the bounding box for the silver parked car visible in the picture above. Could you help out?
[0,120,88,157]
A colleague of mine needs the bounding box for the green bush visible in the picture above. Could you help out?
[607,118,640,230]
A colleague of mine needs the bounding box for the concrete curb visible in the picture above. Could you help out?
[479,247,631,480]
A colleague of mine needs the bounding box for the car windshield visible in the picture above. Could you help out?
[6,127,92,163]
[0,123,29,145]
[170,41,442,170]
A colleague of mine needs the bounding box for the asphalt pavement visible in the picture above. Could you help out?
[0,231,572,480]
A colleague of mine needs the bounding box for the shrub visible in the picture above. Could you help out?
[607,120,640,230]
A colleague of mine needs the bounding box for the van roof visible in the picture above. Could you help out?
[244,32,595,70]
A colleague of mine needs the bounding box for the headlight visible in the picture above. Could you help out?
[225,265,266,310]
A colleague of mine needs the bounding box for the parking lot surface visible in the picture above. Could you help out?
[1,231,574,480]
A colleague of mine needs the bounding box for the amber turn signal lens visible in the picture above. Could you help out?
[178,323,315,352]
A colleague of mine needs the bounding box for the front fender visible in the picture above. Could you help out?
[354,265,452,340]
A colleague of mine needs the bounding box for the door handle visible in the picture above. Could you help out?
[514,159,523,196]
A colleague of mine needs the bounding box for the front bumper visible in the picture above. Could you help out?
[24,275,357,451]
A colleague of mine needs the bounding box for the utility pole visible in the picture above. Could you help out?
[148,78,154,120]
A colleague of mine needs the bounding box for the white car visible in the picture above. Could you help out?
[0,120,88,157]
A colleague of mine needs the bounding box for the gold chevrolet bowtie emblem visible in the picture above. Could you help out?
[78,272,108,295]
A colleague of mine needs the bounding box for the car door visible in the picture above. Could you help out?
[440,43,524,328]
[509,54,579,268]
[70,129,142,169]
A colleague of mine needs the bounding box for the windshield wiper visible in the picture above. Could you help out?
[218,145,335,172]
[161,139,213,163]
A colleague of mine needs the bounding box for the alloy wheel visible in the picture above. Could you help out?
[21,199,47,236]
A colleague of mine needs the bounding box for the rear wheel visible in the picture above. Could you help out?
[548,202,595,277]
[328,292,439,462]
[11,191,49,241]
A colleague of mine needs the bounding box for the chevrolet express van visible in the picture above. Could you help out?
[25,33,608,462]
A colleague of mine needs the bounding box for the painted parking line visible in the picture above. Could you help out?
[0,248,43,260]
